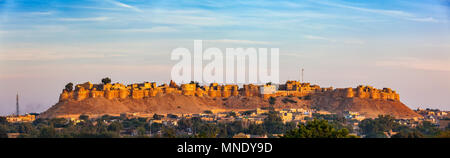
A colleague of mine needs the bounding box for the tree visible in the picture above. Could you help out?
[285,122,297,132]
[150,123,162,134]
[49,118,68,128]
[137,126,146,136]
[216,124,229,138]
[100,115,113,121]
[269,97,276,105]
[177,118,192,131]
[283,119,350,138]
[95,121,108,133]
[227,111,236,117]
[17,123,37,134]
[303,95,311,100]
[227,121,244,136]
[416,121,441,136]
[0,125,8,138]
[0,117,7,124]
[153,114,164,120]
[64,83,73,92]
[79,114,89,121]
[101,77,111,85]
[359,115,400,138]
[247,123,266,135]
[108,121,123,132]
[263,111,285,134]
[162,126,176,138]
[95,131,119,138]
[435,131,450,138]
[392,130,424,138]
[197,123,219,138]
[38,126,57,138]
[190,81,200,88]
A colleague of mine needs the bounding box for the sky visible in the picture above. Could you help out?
[0,0,449,115]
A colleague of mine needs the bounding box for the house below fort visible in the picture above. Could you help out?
[6,114,36,123]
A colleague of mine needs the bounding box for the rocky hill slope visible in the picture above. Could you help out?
[311,95,421,118]
[40,93,421,119]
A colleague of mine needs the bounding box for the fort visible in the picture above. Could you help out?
[59,80,400,102]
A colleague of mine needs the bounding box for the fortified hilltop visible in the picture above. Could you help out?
[59,80,400,102]
[42,79,420,119]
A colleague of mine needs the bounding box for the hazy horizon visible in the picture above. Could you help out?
[1,0,449,115]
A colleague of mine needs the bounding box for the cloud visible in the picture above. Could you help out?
[54,5,124,11]
[74,64,172,72]
[28,11,53,16]
[406,17,444,23]
[304,35,334,41]
[303,35,365,45]
[376,57,450,72]
[315,0,444,23]
[206,39,271,45]
[58,17,111,22]
[146,12,235,26]
[109,0,142,12]
[0,25,70,35]
[282,53,310,58]
[422,43,450,48]
[115,27,178,33]
[0,64,172,80]
[0,52,110,61]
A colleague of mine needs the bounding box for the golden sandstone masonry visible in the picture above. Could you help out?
[59,80,400,102]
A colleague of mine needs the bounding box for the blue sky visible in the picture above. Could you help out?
[0,0,449,115]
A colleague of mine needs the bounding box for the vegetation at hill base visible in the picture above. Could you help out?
[0,113,448,138]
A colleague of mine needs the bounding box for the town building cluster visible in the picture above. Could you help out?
[63,108,335,137]
[413,108,449,130]
[3,107,448,138]
[5,114,36,123]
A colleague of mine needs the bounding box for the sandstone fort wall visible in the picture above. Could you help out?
[59,80,400,102]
